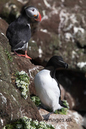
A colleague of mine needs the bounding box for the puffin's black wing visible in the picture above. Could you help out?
[6,21,31,50]
[6,22,16,42]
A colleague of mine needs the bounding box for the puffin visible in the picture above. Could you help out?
[6,6,41,59]
[34,56,68,112]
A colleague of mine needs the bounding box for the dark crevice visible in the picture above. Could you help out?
[75,39,86,49]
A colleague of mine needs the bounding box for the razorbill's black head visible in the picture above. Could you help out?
[46,56,68,69]
[34,56,68,112]
[6,6,41,59]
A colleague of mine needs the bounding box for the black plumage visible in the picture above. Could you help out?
[6,16,31,50]
[6,6,41,59]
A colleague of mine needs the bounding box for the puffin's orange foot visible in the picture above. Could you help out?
[14,51,32,59]
[25,54,32,59]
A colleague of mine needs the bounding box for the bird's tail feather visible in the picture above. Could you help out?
[59,100,68,108]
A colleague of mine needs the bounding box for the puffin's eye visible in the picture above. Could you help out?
[32,9,34,11]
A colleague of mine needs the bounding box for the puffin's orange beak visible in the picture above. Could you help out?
[35,12,41,22]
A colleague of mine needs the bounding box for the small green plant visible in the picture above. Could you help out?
[5,49,13,62]
[54,107,68,115]
[31,96,41,106]
[3,116,55,129]
[15,71,30,99]
[31,96,69,115]
[54,100,69,115]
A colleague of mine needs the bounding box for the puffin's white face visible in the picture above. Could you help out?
[25,6,41,21]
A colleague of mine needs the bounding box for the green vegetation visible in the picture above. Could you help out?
[5,49,13,62]
[31,96,69,115]
[15,71,30,99]
[3,116,55,129]
[54,100,69,115]
[54,108,68,115]
[31,96,41,106]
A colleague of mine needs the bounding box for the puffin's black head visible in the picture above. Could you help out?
[46,56,68,69]
[25,6,41,22]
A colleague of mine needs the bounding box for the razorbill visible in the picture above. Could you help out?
[6,6,41,59]
[34,56,68,112]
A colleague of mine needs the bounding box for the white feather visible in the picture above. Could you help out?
[34,69,63,111]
